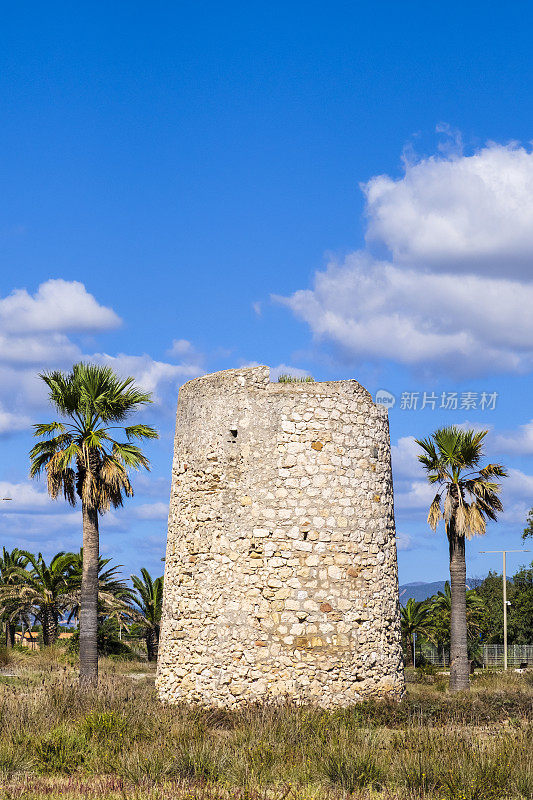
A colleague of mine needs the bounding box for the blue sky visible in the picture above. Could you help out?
[1,2,533,585]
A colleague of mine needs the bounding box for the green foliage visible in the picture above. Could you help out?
[130,568,163,661]
[30,362,158,514]
[34,727,87,774]
[0,547,136,650]
[522,506,533,540]
[79,711,127,741]
[416,426,507,538]
[0,550,76,646]
[472,562,533,645]
[66,549,133,625]
[277,373,314,382]
[67,619,133,657]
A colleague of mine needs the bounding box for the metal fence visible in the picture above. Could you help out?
[416,642,449,666]
[482,644,533,668]
[414,643,533,668]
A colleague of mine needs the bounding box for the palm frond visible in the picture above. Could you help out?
[124,424,159,441]
[427,494,442,530]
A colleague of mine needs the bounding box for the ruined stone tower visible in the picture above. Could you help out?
[156,366,404,707]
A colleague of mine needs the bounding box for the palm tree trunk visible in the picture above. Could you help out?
[406,633,413,667]
[6,621,15,648]
[146,628,156,661]
[448,525,470,691]
[80,503,99,685]
[41,609,50,647]
[154,624,160,659]
[42,606,58,646]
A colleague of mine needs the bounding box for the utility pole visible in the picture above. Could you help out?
[479,549,530,670]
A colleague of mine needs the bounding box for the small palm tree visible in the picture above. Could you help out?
[0,551,75,645]
[416,427,506,692]
[29,363,158,684]
[431,582,486,642]
[400,598,434,666]
[131,569,163,661]
[0,548,29,646]
[67,550,133,626]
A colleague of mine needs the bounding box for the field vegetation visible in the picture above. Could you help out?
[0,649,532,800]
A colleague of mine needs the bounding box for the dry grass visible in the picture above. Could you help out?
[0,653,532,799]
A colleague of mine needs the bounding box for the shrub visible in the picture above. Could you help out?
[67,620,134,657]
[171,738,227,781]
[321,748,385,791]
[34,728,87,774]
[277,374,314,383]
[79,711,127,741]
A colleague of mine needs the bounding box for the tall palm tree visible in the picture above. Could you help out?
[0,551,75,645]
[0,548,29,646]
[400,598,434,666]
[131,568,163,661]
[29,363,158,684]
[415,427,506,692]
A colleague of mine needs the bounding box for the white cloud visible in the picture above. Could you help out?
[0,279,121,333]
[167,339,194,357]
[493,420,533,455]
[278,139,533,376]
[396,532,414,551]
[135,502,169,520]
[0,404,32,435]
[395,480,436,512]
[499,501,531,526]
[391,436,424,480]
[364,143,533,278]
[0,280,205,434]
[504,468,533,499]
[134,474,171,497]
[0,332,81,367]
[0,481,58,512]
[277,252,533,374]
[93,352,203,402]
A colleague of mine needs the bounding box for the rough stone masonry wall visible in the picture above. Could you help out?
[156,366,404,708]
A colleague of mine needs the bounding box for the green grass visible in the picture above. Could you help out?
[277,374,315,383]
[0,653,532,799]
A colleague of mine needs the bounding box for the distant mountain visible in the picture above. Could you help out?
[399,581,446,604]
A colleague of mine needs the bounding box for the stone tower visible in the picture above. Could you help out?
[156,366,404,708]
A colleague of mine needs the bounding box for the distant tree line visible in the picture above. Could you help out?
[401,560,533,665]
[0,547,163,661]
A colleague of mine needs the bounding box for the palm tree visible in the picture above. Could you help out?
[67,550,134,626]
[0,551,75,645]
[400,598,434,666]
[131,568,163,661]
[415,427,506,692]
[431,582,486,642]
[29,363,158,684]
[0,548,29,646]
